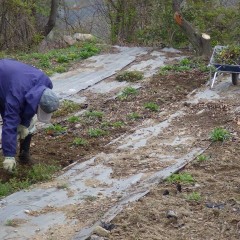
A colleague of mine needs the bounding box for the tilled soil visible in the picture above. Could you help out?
[1,58,240,240]
[0,68,207,182]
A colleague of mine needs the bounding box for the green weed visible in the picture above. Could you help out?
[210,127,231,142]
[88,128,107,137]
[5,219,18,227]
[116,70,144,82]
[67,116,81,123]
[27,164,60,183]
[127,112,142,120]
[45,124,67,134]
[8,42,101,76]
[197,154,209,162]
[185,192,201,201]
[112,121,125,128]
[144,102,159,112]
[84,110,104,119]
[118,87,138,100]
[158,57,208,75]
[53,100,82,117]
[167,173,195,184]
[72,137,88,146]
[0,178,30,198]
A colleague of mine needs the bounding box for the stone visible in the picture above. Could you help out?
[73,33,94,41]
[63,35,76,46]
[92,226,110,237]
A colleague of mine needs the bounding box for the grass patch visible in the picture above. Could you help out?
[7,41,101,76]
[27,163,60,183]
[159,57,209,75]
[116,70,144,82]
[127,112,142,120]
[88,128,108,137]
[53,100,82,117]
[144,102,159,112]
[118,87,138,100]
[0,178,30,198]
[112,121,125,128]
[0,163,61,198]
[67,116,81,123]
[45,124,67,135]
[84,110,104,119]
[185,192,201,201]
[167,173,195,184]
[72,137,88,146]
[197,154,209,162]
[210,127,231,142]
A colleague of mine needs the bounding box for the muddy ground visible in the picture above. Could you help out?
[1,52,240,239]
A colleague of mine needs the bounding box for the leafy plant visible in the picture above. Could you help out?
[127,112,142,120]
[185,192,201,201]
[5,219,17,227]
[116,70,144,82]
[214,45,240,65]
[72,137,88,146]
[84,110,104,119]
[144,102,159,112]
[197,154,209,162]
[167,173,195,184]
[53,100,82,117]
[67,116,81,123]
[88,128,107,137]
[118,87,138,100]
[210,127,231,142]
[45,124,67,135]
[112,121,125,128]
[4,41,101,76]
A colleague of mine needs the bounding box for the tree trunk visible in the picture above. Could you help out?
[172,0,212,59]
[43,0,60,36]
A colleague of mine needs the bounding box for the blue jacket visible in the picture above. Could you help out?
[0,59,53,157]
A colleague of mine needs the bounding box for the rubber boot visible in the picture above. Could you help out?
[19,134,33,164]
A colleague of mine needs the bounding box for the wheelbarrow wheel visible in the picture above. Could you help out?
[232,73,239,85]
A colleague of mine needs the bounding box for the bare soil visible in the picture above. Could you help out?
[1,54,240,239]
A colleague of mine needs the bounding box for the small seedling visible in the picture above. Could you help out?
[118,87,138,100]
[88,128,107,137]
[72,137,88,146]
[116,70,144,82]
[84,110,104,119]
[112,121,125,128]
[127,112,141,120]
[56,183,69,189]
[144,102,159,112]
[5,219,18,227]
[185,192,201,201]
[83,195,98,202]
[53,100,82,117]
[67,116,81,123]
[167,173,195,184]
[210,127,231,142]
[197,154,209,162]
[45,124,67,135]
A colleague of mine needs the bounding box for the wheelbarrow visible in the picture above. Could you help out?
[209,45,240,88]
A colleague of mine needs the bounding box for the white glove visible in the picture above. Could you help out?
[3,157,16,172]
[29,115,37,134]
[17,125,29,139]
